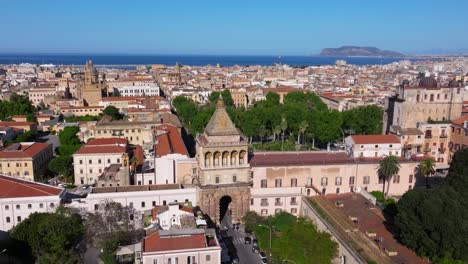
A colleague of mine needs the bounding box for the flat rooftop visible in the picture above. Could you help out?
[91,184,183,194]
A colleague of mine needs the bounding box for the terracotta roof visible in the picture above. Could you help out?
[350,135,400,144]
[101,96,165,102]
[144,232,206,252]
[0,143,50,159]
[75,145,127,155]
[156,125,188,157]
[0,121,34,127]
[452,116,468,126]
[86,138,128,146]
[250,151,352,167]
[0,175,62,198]
[263,85,302,93]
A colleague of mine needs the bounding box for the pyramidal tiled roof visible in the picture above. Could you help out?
[204,98,239,136]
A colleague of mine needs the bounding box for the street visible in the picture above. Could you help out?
[220,211,263,264]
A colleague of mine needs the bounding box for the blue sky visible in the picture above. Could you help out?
[1,0,467,55]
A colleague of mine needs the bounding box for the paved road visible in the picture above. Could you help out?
[37,132,59,154]
[220,212,263,264]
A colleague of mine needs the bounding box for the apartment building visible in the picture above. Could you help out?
[69,184,197,212]
[141,229,221,264]
[449,116,468,162]
[0,142,53,181]
[28,86,56,106]
[79,116,158,150]
[250,151,420,216]
[73,138,130,185]
[0,175,64,231]
[345,134,402,158]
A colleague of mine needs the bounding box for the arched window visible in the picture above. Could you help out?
[215,176,220,184]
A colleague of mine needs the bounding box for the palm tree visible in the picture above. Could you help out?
[273,125,281,142]
[259,125,268,144]
[280,116,288,151]
[415,158,436,188]
[298,121,308,144]
[378,155,401,196]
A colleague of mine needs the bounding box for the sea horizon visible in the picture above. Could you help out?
[0,53,422,67]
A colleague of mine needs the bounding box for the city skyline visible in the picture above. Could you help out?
[2,0,468,55]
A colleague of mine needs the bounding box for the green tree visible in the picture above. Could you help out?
[378,155,401,195]
[242,211,266,233]
[208,91,220,103]
[221,89,234,107]
[102,106,123,120]
[280,115,288,151]
[415,157,436,188]
[253,213,338,264]
[298,120,308,144]
[342,105,383,135]
[48,156,73,177]
[58,126,81,146]
[273,125,281,142]
[9,209,84,263]
[265,92,280,105]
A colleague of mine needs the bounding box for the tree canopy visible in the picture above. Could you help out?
[0,93,36,121]
[172,91,383,149]
[102,106,123,120]
[394,149,468,263]
[9,208,84,263]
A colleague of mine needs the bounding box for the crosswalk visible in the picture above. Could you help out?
[232,237,246,245]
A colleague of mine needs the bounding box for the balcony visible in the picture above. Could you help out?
[290,201,298,206]
[423,148,431,153]
[438,148,446,154]
[440,134,448,138]
[274,202,283,206]
[260,202,269,207]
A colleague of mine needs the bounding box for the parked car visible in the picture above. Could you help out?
[252,245,259,253]
[259,252,267,260]
[252,238,258,246]
[244,236,251,244]
[261,258,268,263]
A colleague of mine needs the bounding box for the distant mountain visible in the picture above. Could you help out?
[320,46,404,57]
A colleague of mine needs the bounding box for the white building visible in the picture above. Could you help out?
[114,85,160,97]
[73,138,130,186]
[0,175,64,231]
[345,134,402,158]
[136,124,189,185]
[141,229,221,264]
[69,184,197,213]
[153,202,194,230]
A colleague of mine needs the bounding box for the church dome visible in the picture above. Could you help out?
[418,77,438,88]
[448,79,460,88]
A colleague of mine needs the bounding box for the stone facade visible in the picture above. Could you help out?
[80,60,103,106]
[197,183,251,224]
[195,97,251,223]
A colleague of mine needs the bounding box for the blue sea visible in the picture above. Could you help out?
[0,54,419,67]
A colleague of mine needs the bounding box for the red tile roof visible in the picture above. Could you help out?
[155,124,188,157]
[0,175,62,198]
[350,135,400,144]
[0,122,35,127]
[86,138,127,146]
[0,143,50,159]
[75,145,127,155]
[452,115,468,126]
[250,152,352,167]
[144,232,206,252]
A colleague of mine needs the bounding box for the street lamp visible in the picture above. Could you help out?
[258,224,272,259]
[283,259,297,264]
[0,249,6,255]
